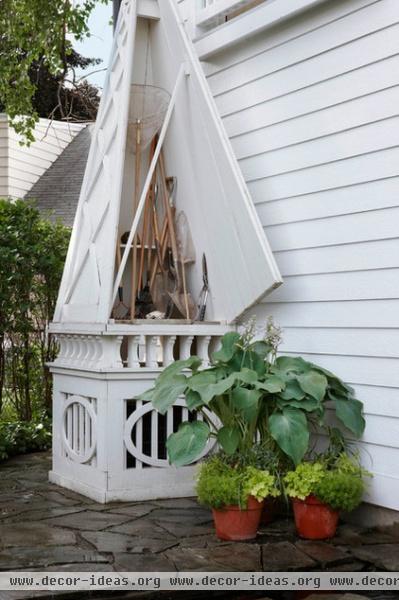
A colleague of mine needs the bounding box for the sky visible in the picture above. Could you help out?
[73,2,114,89]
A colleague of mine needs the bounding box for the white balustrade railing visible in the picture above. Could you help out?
[52,323,232,371]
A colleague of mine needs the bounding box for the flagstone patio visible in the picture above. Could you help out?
[1,453,399,599]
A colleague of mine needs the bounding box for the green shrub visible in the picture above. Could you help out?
[196,455,279,509]
[0,198,69,421]
[314,471,364,512]
[142,319,366,467]
[0,417,51,461]
[283,452,370,512]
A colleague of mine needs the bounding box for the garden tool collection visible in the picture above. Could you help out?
[114,134,202,321]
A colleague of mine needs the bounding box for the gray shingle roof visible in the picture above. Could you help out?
[26,125,92,226]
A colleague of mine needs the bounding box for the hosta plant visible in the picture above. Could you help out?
[139,320,366,466]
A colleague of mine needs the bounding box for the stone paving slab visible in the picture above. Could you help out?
[1,453,399,599]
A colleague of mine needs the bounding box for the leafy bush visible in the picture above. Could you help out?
[314,471,364,512]
[283,452,370,512]
[196,455,279,509]
[0,417,51,461]
[141,319,366,467]
[0,199,69,422]
[283,462,325,501]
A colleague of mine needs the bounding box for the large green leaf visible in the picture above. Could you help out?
[185,390,204,410]
[248,341,272,358]
[166,421,210,466]
[212,332,241,363]
[244,351,267,376]
[187,368,259,405]
[187,370,218,397]
[269,407,309,465]
[188,371,234,404]
[275,356,311,374]
[157,356,202,384]
[255,375,285,394]
[217,426,240,454]
[278,397,320,412]
[308,362,355,396]
[297,370,328,402]
[235,368,258,384]
[150,375,188,414]
[279,379,305,401]
[333,395,365,438]
[231,387,262,423]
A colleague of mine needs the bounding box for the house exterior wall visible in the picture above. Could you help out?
[0,115,85,199]
[178,0,399,510]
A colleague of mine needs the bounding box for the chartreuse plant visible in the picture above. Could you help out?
[284,452,371,512]
[196,455,279,509]
[283,462,325,501]
[140,321,366,467]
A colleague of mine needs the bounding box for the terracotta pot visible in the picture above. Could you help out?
[212,496,264,541]
[260,496,280,525]
[292,495,339,540]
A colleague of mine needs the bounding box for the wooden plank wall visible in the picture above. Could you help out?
[184,0,399,510]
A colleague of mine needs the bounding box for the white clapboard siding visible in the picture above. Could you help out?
[274,239,399,276]
[256,177,399,225]
[223,54,399,138]
[352,385,399,418]
[240,118,399,182]
[247,300,399,329]
[0,114,85,199]
[215,24,399,117]
[197,0,399,509]
[267,270,399,302]
[265,207,399,251]
[202,0,384,75]
[279,328,399,359]
[207,0,399,94]
[248,147,399,202]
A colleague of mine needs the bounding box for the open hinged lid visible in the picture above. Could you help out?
[53,0,282,326]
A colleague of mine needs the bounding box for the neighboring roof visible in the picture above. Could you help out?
[26,125,92,226]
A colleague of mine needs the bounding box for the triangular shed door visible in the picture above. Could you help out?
[53,0,282,326]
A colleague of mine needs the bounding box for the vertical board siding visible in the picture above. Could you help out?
[202,0,399,509]
[0,115,85,199]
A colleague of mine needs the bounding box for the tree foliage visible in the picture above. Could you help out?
[0,199,70,420]
[27,49,101,122]
[0,0,107,141]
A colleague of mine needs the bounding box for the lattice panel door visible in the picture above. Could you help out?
[54,0,137,324]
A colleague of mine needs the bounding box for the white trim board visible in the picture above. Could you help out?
[195,0,332,59]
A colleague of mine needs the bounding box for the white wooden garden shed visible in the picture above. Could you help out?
[50,0,399,520]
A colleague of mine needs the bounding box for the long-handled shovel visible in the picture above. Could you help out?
[131,120,142,320]
[112,237,130,320]
[175,210,196,319]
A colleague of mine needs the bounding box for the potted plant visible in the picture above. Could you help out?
[283,452,370,540]
[140,318,365,469]
[196,452,280,540]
